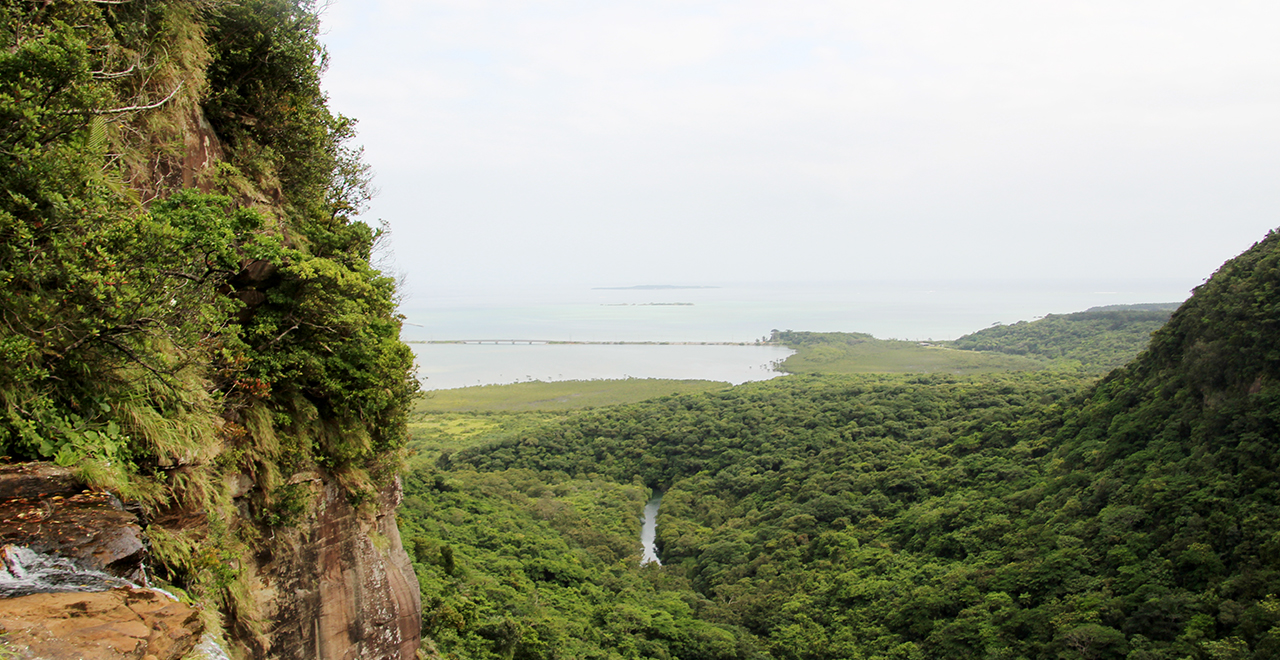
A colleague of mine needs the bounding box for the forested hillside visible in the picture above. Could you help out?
[948,307,1176,371]
[773,331,1044,375]
[403,231,1280,659]
[776,305,1175,377]
[0,1,418,655]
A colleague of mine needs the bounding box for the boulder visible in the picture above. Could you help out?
[0,587,203,660]
[0,464,145,580]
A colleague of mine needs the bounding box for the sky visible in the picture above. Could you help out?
[318,1,1280,301]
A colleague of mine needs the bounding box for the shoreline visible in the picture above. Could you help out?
[408,339,773,346]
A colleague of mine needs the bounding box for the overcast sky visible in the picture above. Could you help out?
[318,1,1280,299]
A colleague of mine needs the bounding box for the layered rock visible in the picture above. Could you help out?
[0,462,421,659]
[0,464,145,581]
[237,475,421,660]
[0,587,203,660]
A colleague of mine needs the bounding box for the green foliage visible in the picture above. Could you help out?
[774,331,1045,375]
[1,3,239,480]
[948,309,1175,371]
[204,0,373,224]
[0,0,415,480]
[399,465,762,660]
[231,228,417,484]
[417,378,732,413]
[258,481,312,527]
[0,0,416,643]
[196,0,419,491]
[410,236,1280,659]
[0,185,255,473]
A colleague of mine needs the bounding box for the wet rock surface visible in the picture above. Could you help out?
[0,587,203,660]
[0,462,422,660]
[0,464,145,580]
[243,476,422,660]
[1,545,133,598]
[0,463,81,500]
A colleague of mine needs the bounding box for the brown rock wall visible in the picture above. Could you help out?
[0,464,145,581]
[241,475,421,660]
[0,587,203,660]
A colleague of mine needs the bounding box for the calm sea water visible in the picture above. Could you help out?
[413,343,794,390]
[403,279,1194,390]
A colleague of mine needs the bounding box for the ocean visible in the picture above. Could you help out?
[402,279,1194,390]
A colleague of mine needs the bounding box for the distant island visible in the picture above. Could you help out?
[600,302,694,306]
[592,285,720,290]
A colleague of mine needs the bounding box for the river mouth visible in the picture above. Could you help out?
[640,493,662,566]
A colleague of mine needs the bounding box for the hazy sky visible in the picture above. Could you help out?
[319,1,1280,299]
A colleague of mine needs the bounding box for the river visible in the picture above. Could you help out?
[640,493,662,566]
[0,545,231,658]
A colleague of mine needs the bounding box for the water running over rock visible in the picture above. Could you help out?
[640,493,662,566]
[0,544,133,598]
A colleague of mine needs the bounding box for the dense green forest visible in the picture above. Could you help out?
[947,307,1177,371]
[775,304,1174,377]
[402,233,1280,659]
[772,331,1044,375]
[0,0,416,643]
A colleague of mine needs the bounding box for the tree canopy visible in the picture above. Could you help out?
[402,232,1280,659]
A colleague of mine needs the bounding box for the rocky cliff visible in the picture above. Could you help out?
[1,463,421,659]
[239,477,421,660]
[0,1,422,657]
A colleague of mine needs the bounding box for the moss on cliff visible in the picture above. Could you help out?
[0,0,418,651]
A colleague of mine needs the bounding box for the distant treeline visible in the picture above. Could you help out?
[400,237,1280,659]
[947,309,1174,370]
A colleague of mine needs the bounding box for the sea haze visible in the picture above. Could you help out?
[412,343,793,391]
[403,279,1194,390]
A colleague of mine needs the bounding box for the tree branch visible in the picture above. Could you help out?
[97,335,173,385]
[92,64,137,80]
[256,323,301,352]
[58,82,183,117]
[96,82,182,115]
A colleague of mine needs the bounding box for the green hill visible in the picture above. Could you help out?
[775,331,1046,375]
[402,230,1280,659]
[948,308,1175,371]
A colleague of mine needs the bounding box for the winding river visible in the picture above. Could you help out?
[640,493,662,566]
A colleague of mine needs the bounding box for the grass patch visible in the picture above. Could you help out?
[405,415,512,469]
[776,331,1045,375]
[416,379,731,413]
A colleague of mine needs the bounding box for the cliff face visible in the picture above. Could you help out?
[1,464,421,659]
[0,1,422,657]
[242,477,421,660]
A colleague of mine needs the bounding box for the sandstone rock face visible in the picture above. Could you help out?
[0,464,145,581]
[0,464,82,500]
[0,463,421,659]
[241,476,421,660]
[0,587,204,660]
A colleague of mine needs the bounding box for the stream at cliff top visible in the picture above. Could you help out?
[0,545,132,598]
[1,544,231,658]
[640,493,662,566]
